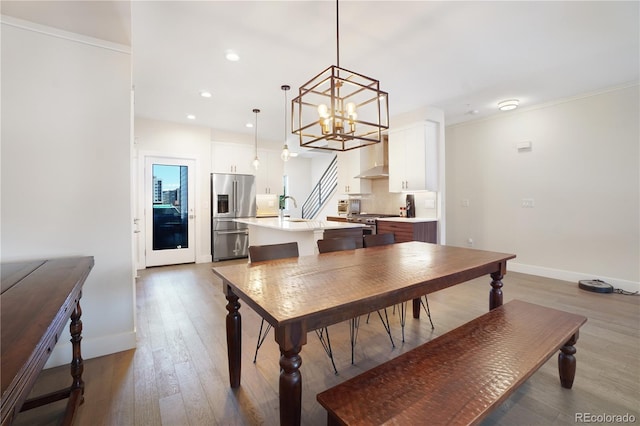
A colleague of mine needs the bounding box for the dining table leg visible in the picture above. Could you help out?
[224,285,242,388]
[279,346,302,426]
[412,298,421,319]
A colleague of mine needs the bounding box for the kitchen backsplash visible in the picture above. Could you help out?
[355,179,438,218]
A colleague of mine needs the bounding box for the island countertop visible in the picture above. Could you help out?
[234,217,366,232]
[376,217,438,223]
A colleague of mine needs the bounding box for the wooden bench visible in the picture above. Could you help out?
[317,300,587,426]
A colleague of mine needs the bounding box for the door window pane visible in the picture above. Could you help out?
[152,164,189,250]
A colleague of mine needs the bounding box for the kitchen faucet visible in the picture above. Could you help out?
[279,195,297,220]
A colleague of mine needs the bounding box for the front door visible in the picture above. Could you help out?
[145,156,196,266]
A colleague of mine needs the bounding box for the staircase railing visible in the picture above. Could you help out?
[301,155,338,219]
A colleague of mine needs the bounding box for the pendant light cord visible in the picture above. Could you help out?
[283,87,288,140]
[253,108,259,156]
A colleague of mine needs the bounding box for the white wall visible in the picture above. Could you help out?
[134,117,213,265]
[1,19,135,365]
[445,85,639,291]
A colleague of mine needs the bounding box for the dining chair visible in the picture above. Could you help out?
[249,242,338,375]
[317,237,395,364]
[316,237,357,253]
[363,234,435,342]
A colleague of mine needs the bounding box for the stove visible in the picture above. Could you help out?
[347,214,399,234]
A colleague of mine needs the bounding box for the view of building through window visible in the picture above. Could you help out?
[152,164,189,250]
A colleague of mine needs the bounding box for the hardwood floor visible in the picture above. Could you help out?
[13,259,639,425]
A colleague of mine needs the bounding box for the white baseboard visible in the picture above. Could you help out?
[509,262,640,294]
[45,331,137,369]
[197,254,213,263]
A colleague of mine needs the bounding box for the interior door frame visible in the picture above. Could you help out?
[139,154,197,268]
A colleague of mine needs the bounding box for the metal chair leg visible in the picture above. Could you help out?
[376,309,395,348]
[420,295,435,330]
[315,327,338,375]
[399,302,407,342]
[253,319,272,363]
[350,316,360,364]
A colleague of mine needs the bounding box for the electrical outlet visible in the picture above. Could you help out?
[424,199,436,209]
[461,199,470,207]
[521,198,535,208]
[467,238,474,247]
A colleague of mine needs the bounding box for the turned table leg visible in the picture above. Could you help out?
[69,297,84,402]
[279,346,302,426]
[489,271,504,310]
[225,286,242,388]
[559,332,579,389]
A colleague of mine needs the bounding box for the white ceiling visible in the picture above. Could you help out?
[3,1,639,154]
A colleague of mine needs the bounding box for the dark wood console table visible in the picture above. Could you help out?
[1,257,94,426]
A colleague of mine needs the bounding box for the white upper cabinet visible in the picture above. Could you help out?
[388,121,439,192]
[337,148,372,195]
[212,142,254,174]
[255,149,284,194]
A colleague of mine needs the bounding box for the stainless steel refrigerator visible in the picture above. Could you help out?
[211,173,256,261]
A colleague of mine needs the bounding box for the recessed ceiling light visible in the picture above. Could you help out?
[498,99,519,111]
[200,91,212,98]
[187,114,196,120]
[225,50,240,62]
[246,123,253,128]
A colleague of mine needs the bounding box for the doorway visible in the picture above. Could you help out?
[144,156,196,266]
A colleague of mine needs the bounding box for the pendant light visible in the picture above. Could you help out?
[281,85,291,162]
[252,108,260,170]
[291,0,389,152]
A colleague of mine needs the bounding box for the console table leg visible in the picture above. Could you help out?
[69,296,84,403]
[489,271,504,310]
[559,332,578,389]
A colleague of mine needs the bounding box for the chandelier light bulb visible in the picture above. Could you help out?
[317,104,329,117]
[252,157,260,170]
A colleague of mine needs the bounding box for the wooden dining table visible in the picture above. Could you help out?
[212,241,516,426]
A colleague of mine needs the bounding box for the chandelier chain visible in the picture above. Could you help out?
[336,0,340,68]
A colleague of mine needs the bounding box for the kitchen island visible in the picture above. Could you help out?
[234,217,365,257]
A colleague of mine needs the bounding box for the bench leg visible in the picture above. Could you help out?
[558,331,579,389]
[489,271,504,310]
[327,412,342,426]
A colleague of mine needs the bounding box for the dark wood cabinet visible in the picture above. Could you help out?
[376,220,437,243]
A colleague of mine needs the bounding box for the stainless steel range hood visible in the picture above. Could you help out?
[354,136,389,179]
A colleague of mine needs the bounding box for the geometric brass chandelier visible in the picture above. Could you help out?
[291,0,389,152]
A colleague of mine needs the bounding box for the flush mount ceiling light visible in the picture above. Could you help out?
[200,90,212,98]
[225,50,240,62]
[186,114,196,120]
[498,99,519,111]
[281,85,291,162]
[291,0,389,152]
[252,108,260,170]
